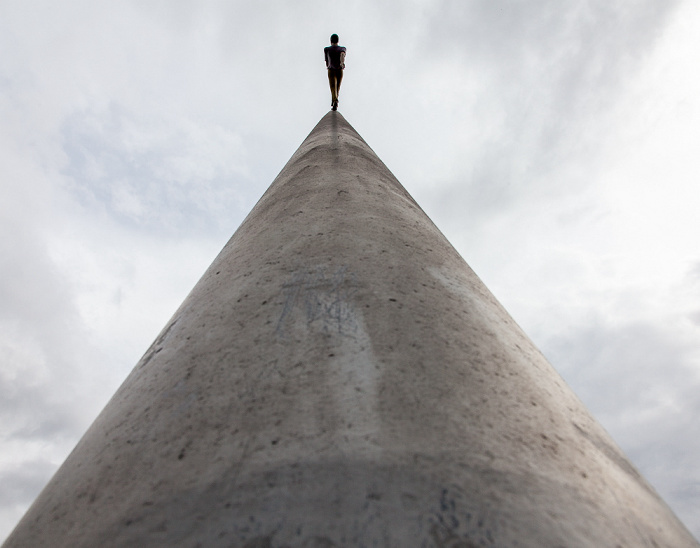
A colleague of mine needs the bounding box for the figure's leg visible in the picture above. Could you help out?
[328,70,338,105]
[336,70,343,99]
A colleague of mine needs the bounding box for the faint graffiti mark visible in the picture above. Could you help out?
[138,317,179,369]
[276,266,359,338]
[572,422,643,484]
[427,486,497,547]
[240,535,337,548]
[243,536,273,548]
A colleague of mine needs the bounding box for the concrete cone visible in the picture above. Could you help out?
[4,112,698,547]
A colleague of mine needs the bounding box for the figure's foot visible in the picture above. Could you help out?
[331,100,338,111]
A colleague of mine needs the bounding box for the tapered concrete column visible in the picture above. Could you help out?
[5,112,697,547]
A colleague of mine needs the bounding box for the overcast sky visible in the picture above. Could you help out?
[1,0,699,541]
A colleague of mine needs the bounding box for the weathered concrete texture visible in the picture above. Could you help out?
[5,112,697,547]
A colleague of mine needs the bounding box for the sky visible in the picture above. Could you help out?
[1,0,699,541]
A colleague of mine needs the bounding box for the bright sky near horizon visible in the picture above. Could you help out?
[1,0,699,541]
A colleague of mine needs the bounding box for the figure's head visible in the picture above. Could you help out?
[330,34,339,44]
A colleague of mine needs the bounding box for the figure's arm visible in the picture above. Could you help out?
[340,51,346,69]
[324,50,330,68]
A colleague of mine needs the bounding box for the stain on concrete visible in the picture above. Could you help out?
[276,265,359,339]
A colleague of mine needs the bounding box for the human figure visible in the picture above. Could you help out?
[324,34,346,111]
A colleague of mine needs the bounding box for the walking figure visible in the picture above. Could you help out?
[324,34,346,111]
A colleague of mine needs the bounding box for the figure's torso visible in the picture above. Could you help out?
[324,45,346,70]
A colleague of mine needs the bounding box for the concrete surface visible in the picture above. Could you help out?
[4,111,698,547]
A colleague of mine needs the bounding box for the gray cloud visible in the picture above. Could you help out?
[60,103,252,236]
[415,0,682,221]
[0,460,56,508]
[541,319,700,532]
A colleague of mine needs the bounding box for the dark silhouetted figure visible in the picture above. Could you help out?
[324,34,346,111]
